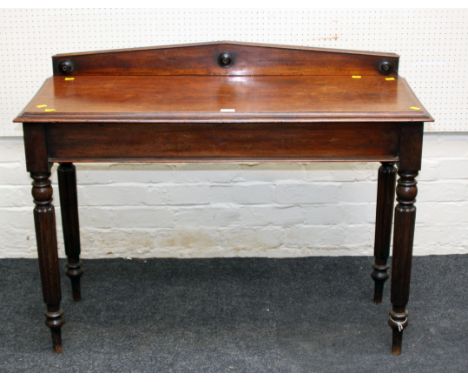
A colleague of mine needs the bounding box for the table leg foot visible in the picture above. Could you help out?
[391,330,402,355]
[48,322,64,353]
[67,265,82,301]
[372,265,389,304]
[388,310,408,356]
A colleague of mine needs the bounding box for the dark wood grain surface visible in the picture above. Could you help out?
[51,41,399,77]
[45,122,401,162]
[15,75,431,123]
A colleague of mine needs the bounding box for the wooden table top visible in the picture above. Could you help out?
[14,41,433,124]
[15,75,432,124]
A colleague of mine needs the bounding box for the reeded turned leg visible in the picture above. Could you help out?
[388,169,418,355]
[388,125,423,355]
[372,162,396,303]
[31,170,64,353]
[58,163,83,301]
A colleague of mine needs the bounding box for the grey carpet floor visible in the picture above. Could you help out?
[0,255,467,372]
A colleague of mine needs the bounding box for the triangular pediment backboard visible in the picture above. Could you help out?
[52,41,398,77]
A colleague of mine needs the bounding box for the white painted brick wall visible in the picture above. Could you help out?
[1,134,468,259]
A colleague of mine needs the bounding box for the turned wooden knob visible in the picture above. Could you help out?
[378,60,393,75]
[218,52,233,68]
[59,60,74,75]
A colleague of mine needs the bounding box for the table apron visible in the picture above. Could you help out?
[41,122,402,163]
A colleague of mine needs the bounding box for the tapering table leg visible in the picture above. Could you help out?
[388,124,423,355]
[58,163,83,301]
[31,170,64,353]
[389,169,417,354]
[372,162,396,303]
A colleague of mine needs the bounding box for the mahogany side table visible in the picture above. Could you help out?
[14,42,433,355]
